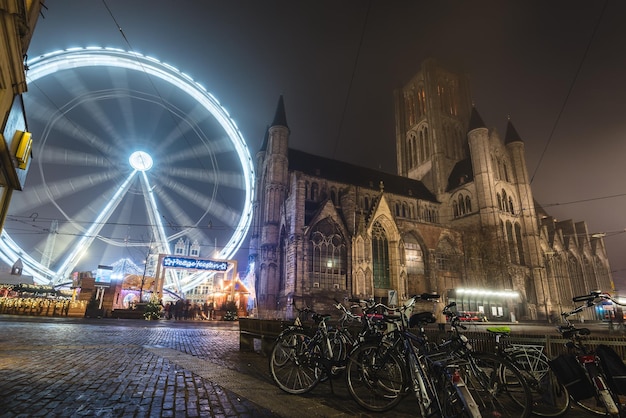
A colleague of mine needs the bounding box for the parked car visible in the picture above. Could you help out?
[458,311,487,322]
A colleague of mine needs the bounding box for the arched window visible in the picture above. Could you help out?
[435,239,457,272]
[404,234,425,275]
[330,187,337,206]
[508,196,514,214]
[311,182,319,201]
[465,195,472,213]
[308,218,347,290]
[567,255,585,297]
[372,221,390,289]
[506,221,517,263]
[497,193,502,211]
[515,223,525,265]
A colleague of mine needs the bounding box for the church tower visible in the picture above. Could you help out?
[394,59,473,196]
[253,96,289,313]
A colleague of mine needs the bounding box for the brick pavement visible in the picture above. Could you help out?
[0,315,595,417]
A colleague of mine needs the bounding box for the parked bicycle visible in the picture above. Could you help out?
[439,302,533,417]
[346,294,532,417]
[550,290,626,417]
[269,299,380,394]
[486,325,570,416]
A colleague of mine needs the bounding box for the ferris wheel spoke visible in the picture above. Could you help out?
[160,176,241,227]
[164,166,245,190]
[38,144,113,169]
[54,72,129,146]
[151,187,211,245]
[10,170,123,215]
[158,102,212,152]
[54,170,139,280]
[108,67,137,134]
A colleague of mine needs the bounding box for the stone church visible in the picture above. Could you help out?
[249,58,613,321]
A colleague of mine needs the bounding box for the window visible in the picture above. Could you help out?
[308,218,346,290]
[372,221,390,288]
[435,240,457,272]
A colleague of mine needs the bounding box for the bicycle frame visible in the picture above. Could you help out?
[557,290,625,416]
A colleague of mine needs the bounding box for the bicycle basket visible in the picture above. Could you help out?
[549,354,595,401]
[596,344,626,395]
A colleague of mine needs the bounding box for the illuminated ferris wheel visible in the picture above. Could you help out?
[1,48,254,294]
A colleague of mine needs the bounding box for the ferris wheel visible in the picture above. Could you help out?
[1,48,255,295]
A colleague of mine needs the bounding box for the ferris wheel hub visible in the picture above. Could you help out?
[129,151,153,171]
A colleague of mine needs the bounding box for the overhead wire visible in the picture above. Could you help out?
[530,0,608,184]
[331,0,371,160]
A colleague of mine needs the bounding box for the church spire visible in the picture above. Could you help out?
[272,95,289,129]
[468,106,486,132]
[505,117,523,144]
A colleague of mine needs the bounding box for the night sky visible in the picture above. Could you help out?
[17,1,626,289]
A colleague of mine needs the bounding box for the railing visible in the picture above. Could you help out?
[424,330,626,360]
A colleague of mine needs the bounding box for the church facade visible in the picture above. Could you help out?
[249,59,613,321]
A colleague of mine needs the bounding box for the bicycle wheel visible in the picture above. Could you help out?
[346,342,407,412]
[574,392,622,416]
[508,351,570,416]
[324,328,351,378]
[269,330,322,394]
[461,352,532,417]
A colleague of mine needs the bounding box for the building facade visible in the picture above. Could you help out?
[0,0,45,231]
[250,59,613,321]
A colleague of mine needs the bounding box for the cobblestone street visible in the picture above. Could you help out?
[0,315,596,417]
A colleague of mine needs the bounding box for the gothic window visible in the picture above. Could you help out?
[506,221,517,263]
[501,190,508,212]
[417,86,426,117]
[402,203,408,218]
[515,223,525,265]
[311,182,319,201]
[465,195,472,213]
[308,218,347,290]
[372,221,390,289]
[508,196,514,214]
[453,201,459,218]
[567,255,585,297]
[395,203,400,217]
[458,194,466,215]
[305,181,310,201]
[583,256,596,290]
[435,239,457,272]
[497,193,502,211]
[404,234,425,275]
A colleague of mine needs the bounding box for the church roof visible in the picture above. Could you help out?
[468,106,486,131]
[288,148,438,202]
[272,95,289,129]
[446,158,474,191]
[505,119,523,144]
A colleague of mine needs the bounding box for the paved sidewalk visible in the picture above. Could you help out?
[0,315,593,417]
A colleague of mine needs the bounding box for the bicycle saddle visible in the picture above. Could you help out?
[409,311,436,327]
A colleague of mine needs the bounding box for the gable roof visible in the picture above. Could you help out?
[288,148,438,202]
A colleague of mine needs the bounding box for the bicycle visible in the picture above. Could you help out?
[269,299,381,394]
[550,290,626,417]
[486,325,570,416]
[439,302,533,417]
[346,293,501,417]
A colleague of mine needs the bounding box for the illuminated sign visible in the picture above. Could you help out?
[95,265,113,284]
[162,256,229,272]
